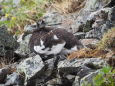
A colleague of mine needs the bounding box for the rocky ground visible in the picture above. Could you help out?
[0,0,115,86]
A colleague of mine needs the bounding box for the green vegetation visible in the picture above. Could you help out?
[93,66,115,86]
[83,66,115,86]
[0,0,48,34]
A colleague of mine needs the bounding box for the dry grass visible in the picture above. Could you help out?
[0,56,15,68]
[98,27,115,51]
[51,0,86,14]
[68,48,107,59]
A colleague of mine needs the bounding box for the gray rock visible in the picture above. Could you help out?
[66,75,75,81]
[0,26,18,57]
[43,12,63,27]
[80,71,99,86]
[85,7,114,39]
[72,76,80,86]
[110,6,115,26]
[74,0,110,33]
[44,58,55,77]
[58,58,106,69]
[74,32,86,39]
[0,84,5,86]
[72,71,99,86]
[46,78,62,86]
[5,72,24,86]
[17,55,45,85]
[15,33,32,56]
[0,67,11,83]
[24,24,37,34]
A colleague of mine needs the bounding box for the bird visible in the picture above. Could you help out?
[28,19,83,56]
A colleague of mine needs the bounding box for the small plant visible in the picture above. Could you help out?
[93,66,115,86]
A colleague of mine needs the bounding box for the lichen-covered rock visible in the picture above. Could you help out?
[74,32,86,39]
[17,55,45,85]
[5,72,24,86]
[15,33,32,56]
[0,26,18,57]
[80,71,99,86]
[58,58,107,69]
[73,71,99,86]
[72,76,80,86]
[85,7,115,39]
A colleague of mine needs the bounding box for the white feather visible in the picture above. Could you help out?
[53,35,59,40]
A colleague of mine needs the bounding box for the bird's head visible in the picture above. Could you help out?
[36,19,46,29]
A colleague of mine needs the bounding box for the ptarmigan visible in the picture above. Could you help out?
[28,19,83,56]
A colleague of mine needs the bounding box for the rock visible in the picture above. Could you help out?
[80,39,99,49]
[46,77,72,86]
[66,75,75,81]
[72,71,99,86]
[74,32,86,39]
[43,12,80,33]
[58,58,106,70]
[73,0,110,33]
[43,12,63,27]
[72,76,80,86]
[17,55,45,85]
[105,0,115,7]
[46,78,62,86]
[85,7,114,39]
[0,63,17,83]
[15,33,32,56]
[0,67,11,83]
[58,58,107,78]
[110,6,115,26]
[44,58,55,78]
[24,24,37,34]
[0,26,18,57]
[5,72,24,86]
[80,71,99,86]
[0,84,5,86]
[57,58,107,86]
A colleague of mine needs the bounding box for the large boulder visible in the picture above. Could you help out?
[0,26,18,57]
[17,55,45,85]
